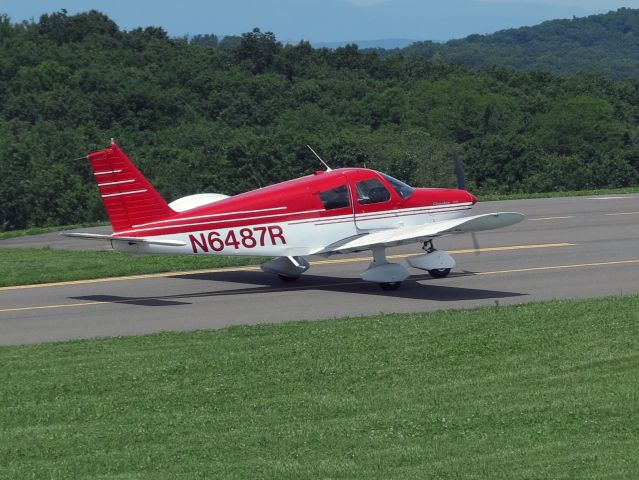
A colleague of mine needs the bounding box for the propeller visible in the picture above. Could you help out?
[453,151,480,255]
[453,151,467,191]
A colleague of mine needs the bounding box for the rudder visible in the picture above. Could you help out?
[87,142,174,233]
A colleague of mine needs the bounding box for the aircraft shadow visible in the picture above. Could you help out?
[70,271,525,307]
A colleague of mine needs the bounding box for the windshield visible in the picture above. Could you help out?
[379,172,414,199]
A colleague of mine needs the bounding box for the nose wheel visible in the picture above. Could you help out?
[379,281,402,291]
[407,240,455,279]
[423,240,452,278]
[428,268,451,278]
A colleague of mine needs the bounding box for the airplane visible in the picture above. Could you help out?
[64,141,524,290]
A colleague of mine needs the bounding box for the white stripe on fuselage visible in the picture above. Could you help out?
[131,206,289,229]
[116,209,327,235]
[288,203,473,225]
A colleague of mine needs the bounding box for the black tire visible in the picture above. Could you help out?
[379,282,402,291]
[278,274,300,282]
[428,268,451,279]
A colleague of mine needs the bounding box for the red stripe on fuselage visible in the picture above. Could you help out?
[288,205,472,226]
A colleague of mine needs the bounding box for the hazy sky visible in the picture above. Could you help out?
[352,0,639,5]
[2,0,638,42]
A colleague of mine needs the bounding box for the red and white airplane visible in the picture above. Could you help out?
[65,141,524,290]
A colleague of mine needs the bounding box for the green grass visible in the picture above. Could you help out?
[0,222,108,241]
[1,296,638,479]
[479,186,639,201]
[0,248,262,287]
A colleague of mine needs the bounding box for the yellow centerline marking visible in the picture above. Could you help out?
[477,259,639,275]
[424,243,575,255]
[605,212,639,216]
[0,242,578,314]
[0,243,575,292]
[528,216,574,221]
[0,266,262,291]
[2,256,638,315]
[311,243,576,265]
[587,196,634,200]
[0,301,111,313]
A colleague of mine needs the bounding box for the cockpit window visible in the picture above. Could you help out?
[319,185,350,210]
[356,178,391,205]
[379,172,414,199]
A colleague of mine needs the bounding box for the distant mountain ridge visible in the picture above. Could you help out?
[396,8,639,79]
[312,39,419,49]
[3,0,591,42]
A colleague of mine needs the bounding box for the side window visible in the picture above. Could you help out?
[356,178,391,205]
[319,185,350,210]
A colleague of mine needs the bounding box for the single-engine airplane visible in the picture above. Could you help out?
[65,141,524,290]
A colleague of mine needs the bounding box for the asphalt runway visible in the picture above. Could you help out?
[1,195,638,345]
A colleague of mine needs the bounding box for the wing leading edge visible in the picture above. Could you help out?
[316,212,525,254]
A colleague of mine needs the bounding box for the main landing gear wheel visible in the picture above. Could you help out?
[428,268,451,279]
[361,248,410,290]
[278,274,300,282]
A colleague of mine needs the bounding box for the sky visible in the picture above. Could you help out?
[1,0,639,43]
[475,0,639,6]
[351,0,639,5]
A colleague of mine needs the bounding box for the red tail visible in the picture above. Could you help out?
[87,143,174,233]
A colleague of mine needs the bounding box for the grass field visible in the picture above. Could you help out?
[1,296,638,479]
[478,186,639,201]
[0,248,262,287]
[0,223,107,241]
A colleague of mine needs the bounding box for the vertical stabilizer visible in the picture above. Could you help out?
[87,143,174,233]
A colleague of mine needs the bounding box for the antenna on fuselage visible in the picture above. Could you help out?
[307,145,332,172]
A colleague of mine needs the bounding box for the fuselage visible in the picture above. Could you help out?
[110,168,477,257]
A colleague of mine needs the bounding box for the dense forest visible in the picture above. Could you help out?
[397,8,639,80]
[0,10,638,230]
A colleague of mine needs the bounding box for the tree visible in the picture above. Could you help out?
[0,11,638,230]
[234,28,281,74]
[532,96,626,155]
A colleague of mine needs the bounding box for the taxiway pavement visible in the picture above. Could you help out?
[1,195,638,345]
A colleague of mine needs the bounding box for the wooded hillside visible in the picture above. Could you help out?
[400,8,639,79]
[1,10,638,230]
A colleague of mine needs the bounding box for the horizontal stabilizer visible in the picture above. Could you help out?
[61,232,186,247]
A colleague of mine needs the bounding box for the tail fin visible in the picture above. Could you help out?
[87,142,174,233]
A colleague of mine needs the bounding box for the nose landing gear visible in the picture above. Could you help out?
[406,240,456,279]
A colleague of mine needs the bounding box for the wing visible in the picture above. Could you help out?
[61,232,186,247]
[316,212,524,254]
